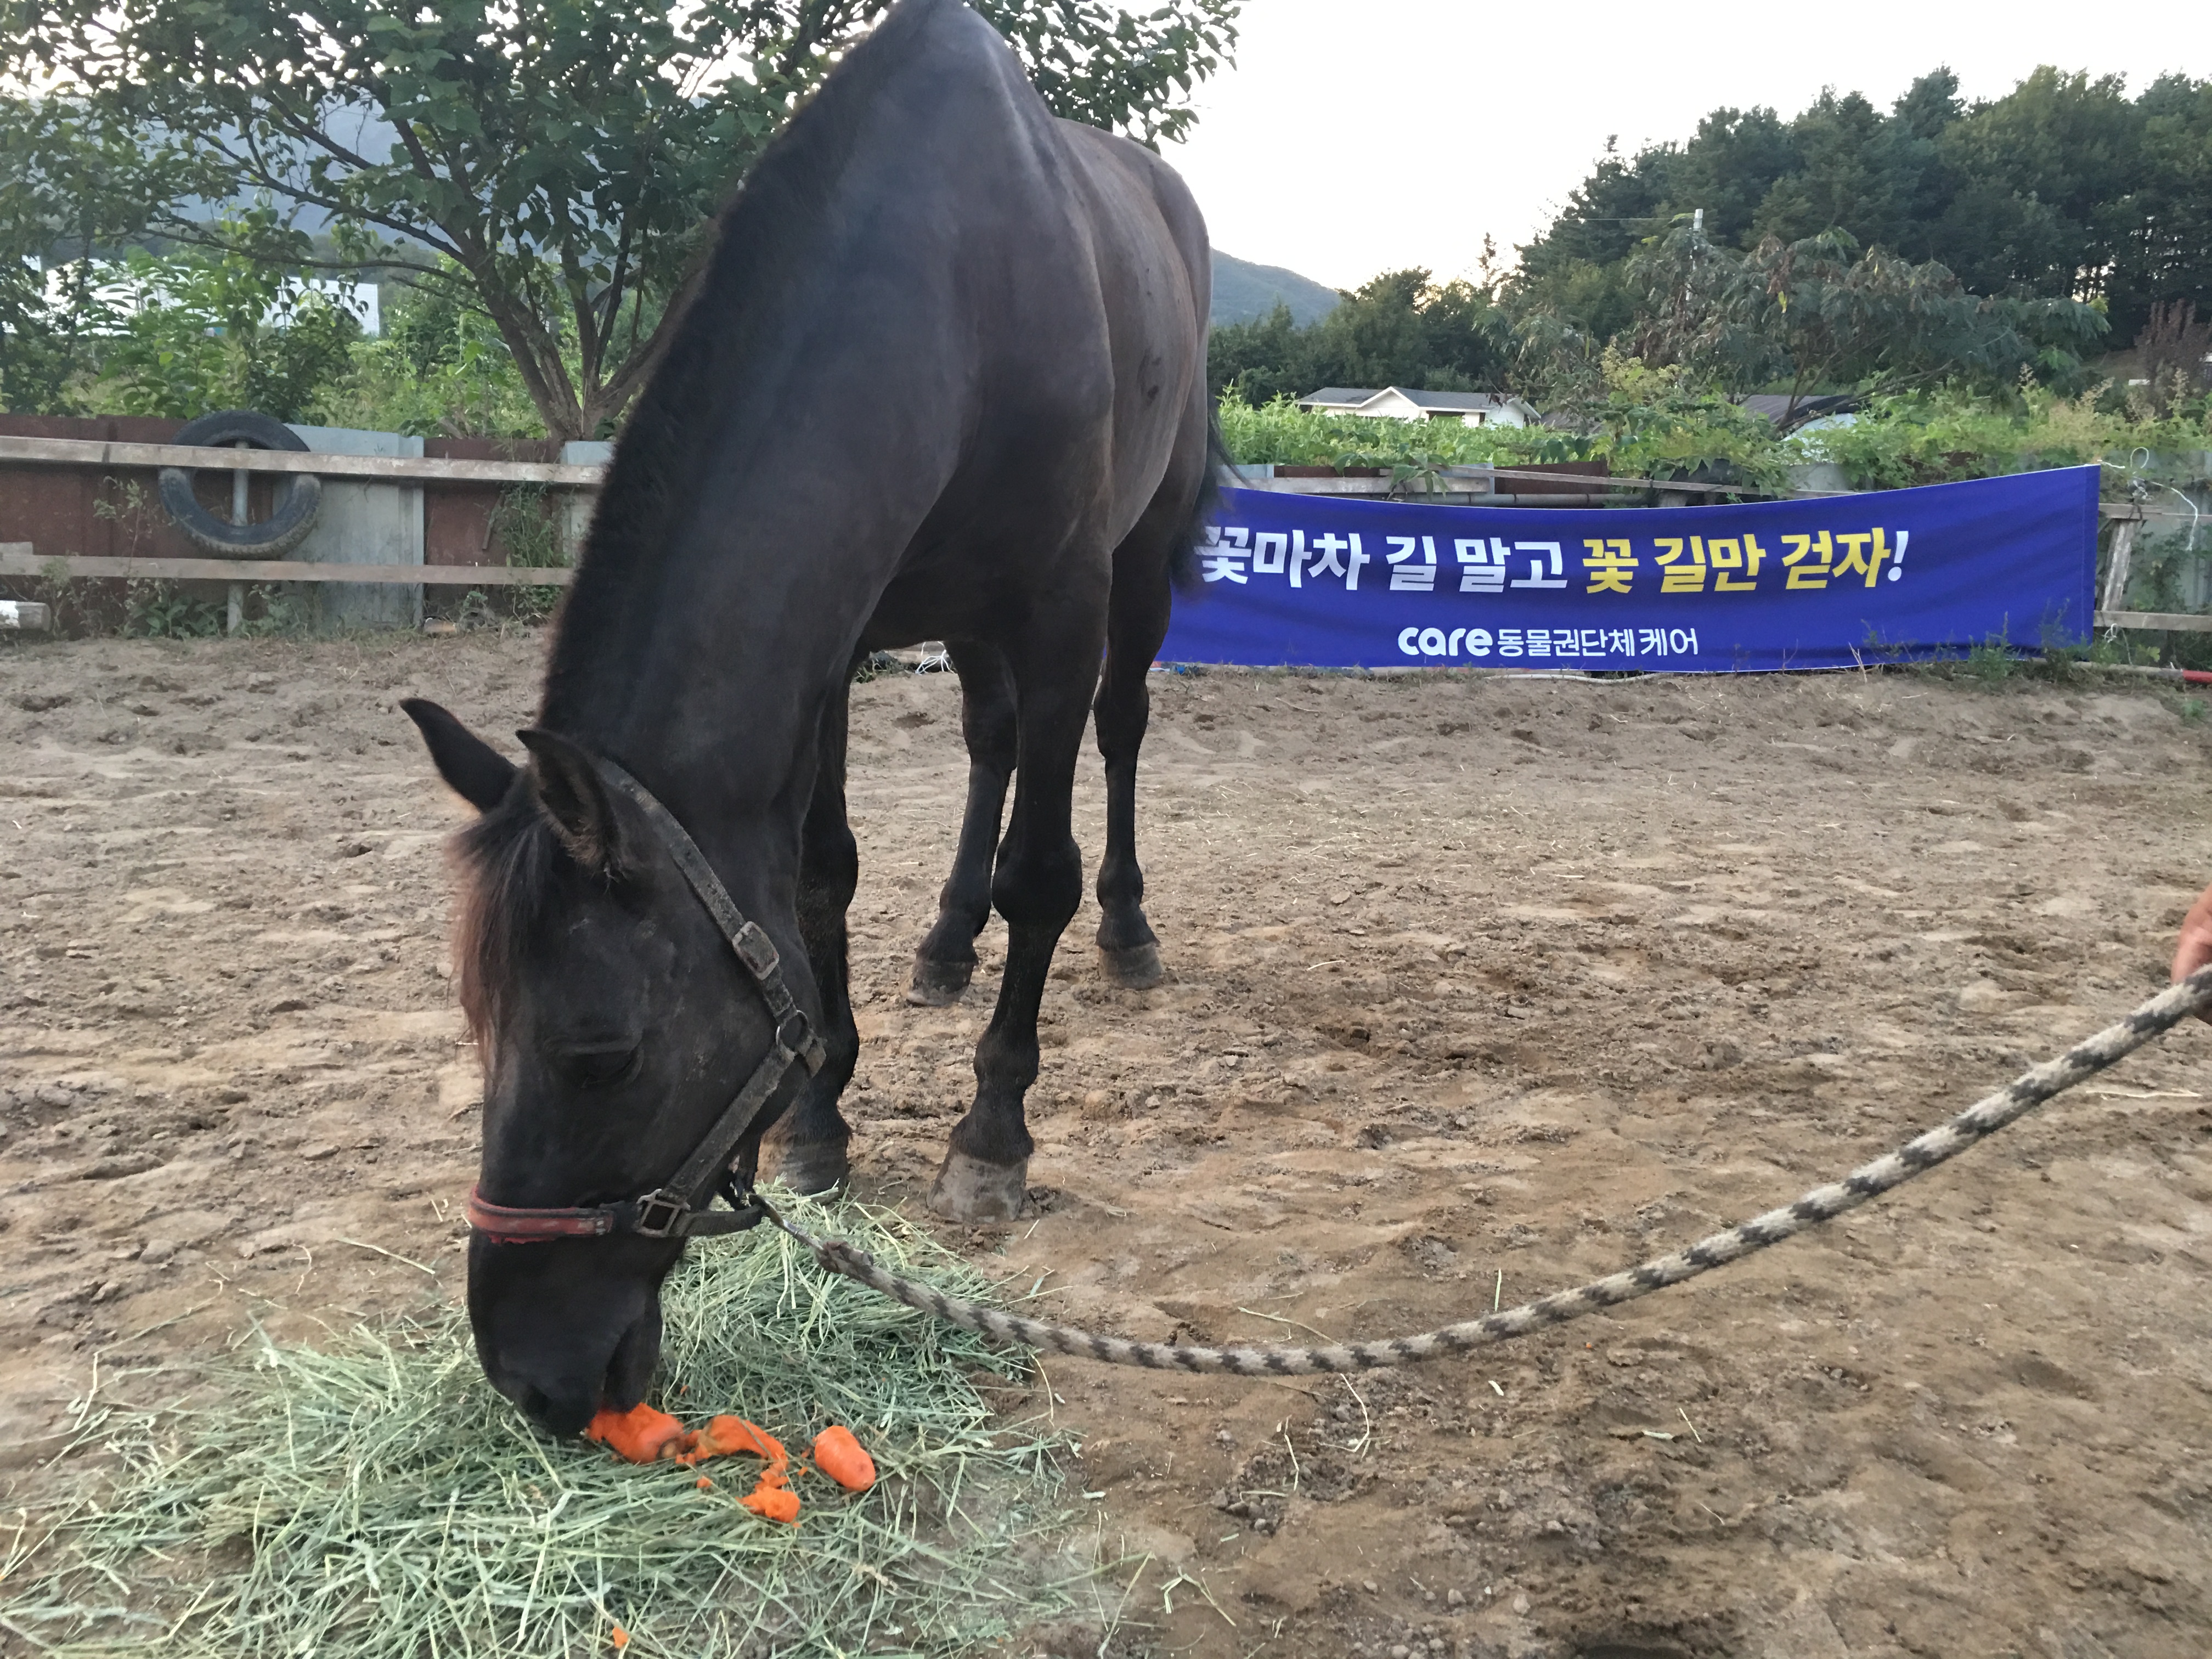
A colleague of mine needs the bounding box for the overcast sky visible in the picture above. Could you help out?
[1161,0,2212,292]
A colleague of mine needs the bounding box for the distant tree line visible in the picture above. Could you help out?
[1213,65,2212,420]
[1207,267,1509,404]
[1521,67,2210,345]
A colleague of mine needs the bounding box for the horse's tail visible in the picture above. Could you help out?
[1167,407,1233,595]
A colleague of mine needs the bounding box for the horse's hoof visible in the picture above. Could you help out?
[1098,941,1164,990]
[907,955,974,1007]
[771,1140,850,1197]
[927,1150,1028,1223]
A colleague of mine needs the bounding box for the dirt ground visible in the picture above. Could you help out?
[6,633,2212,1659]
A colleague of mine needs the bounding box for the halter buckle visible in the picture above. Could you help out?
[630,1189,690,1238]
[732,921,781,980]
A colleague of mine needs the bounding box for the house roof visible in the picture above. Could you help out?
[1738,393,1859,431]
[1299,386,1527,412]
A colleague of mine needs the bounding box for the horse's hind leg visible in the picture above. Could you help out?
[1092,551,1174,990]
[909,640,1018,1006]
[768,668,860,1193]
[1094,419,1204,989]
[929,604,1104,1222]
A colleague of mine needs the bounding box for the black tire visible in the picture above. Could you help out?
[157,410,323,558]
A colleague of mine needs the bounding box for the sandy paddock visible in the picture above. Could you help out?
[4,633,2212,1658]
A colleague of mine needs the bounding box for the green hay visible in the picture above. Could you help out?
[3,1194,1085,1657]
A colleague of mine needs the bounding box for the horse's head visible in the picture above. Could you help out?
[402,699,793,1433]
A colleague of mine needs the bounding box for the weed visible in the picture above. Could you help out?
[122,580,223,639]
[239,583,309,636]
[490,483,569,624]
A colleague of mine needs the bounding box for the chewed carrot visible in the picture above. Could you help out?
[676,1415,786,1466]
[741,1480,801,1524]
[585,1403,687,1464]
[584,1405,803,1523]
[609,1624,630,1650]
[811,1426,876,1492]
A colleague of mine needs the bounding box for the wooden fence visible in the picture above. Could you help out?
[3,427,2207,634]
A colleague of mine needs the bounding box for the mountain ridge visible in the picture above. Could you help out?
[1210,252,1340,328]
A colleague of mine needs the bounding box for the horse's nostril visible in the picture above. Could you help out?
[515,1383,555,1425]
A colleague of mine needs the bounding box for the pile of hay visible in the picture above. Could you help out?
[4,1195,1086,1656]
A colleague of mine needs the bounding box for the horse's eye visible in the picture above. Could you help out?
[560,1046,641,1088]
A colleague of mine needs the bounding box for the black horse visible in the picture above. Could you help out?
[401,0,1213,1431]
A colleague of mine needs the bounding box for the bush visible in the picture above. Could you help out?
[80,222,364,422]
[1220,374,2212,499]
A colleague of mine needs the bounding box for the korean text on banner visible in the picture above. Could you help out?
[1161,466,2099,673]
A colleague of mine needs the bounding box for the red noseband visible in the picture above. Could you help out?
[463,1184,620,1243]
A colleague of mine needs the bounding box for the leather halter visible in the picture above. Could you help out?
[462,758,828,1244]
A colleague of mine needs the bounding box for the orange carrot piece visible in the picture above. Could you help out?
[688,1415,787,1463]
[585,1403,687,1464]
[610,1624,630,1650]
[741,1481,801,1524]
[810,1426,877,1492]
[590,1402,804,1522]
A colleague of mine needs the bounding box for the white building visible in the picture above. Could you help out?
[1297,386,1536,427]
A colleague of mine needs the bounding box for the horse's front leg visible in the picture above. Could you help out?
[910,640,1019,1005]
[928,613,1103,1221]
[768,672,860,1193]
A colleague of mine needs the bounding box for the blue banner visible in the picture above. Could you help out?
[1161,466,2099,672]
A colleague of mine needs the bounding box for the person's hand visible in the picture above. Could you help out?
[2172,881,2212,1015]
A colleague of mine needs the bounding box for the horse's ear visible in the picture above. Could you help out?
[516,727,621,872]
[402,698,517,814]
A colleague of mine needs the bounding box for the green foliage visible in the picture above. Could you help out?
[1218,352,1793,489]
[121,579,222,637]
[16,0,1238,441]
[1965,634,2021,685]
[1792,385,2212,489]
[1514,65,2212,343]
[0,90,217,412]
[1620,223,2106,405]
[321,269,549,438]
[1221,374,2212,504]
[82,216,363,421]
[238,582,308,635]
[1217,393,1494,469]
[1209,268,1509,403]
[492,483,569,623]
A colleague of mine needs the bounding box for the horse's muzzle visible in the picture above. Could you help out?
[465,1232,678,1433]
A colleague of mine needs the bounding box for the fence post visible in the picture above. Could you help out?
[2100,516,2138,614]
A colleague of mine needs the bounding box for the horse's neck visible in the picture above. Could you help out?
[538,370,956,910]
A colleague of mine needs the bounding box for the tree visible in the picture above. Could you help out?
[87,222,365,421]
[1510,64,2212,345]
[1207,269,1509,403]
[0,92,213,411]
[1622,223,2106,418]
[15,0,1238,440]
[2132,299,2211,416]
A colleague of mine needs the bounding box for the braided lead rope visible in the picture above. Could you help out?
[760,969,2212,1376]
